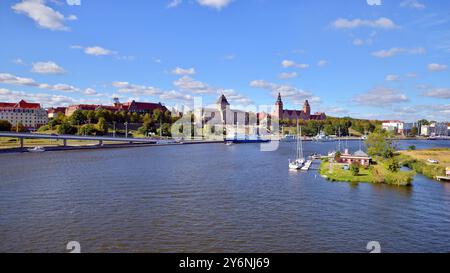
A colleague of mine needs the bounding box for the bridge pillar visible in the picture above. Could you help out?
[99,140,103,146]
[63,139,67,147]
[19,138,24,149]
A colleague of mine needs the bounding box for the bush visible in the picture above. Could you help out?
[96,117,108,135]
[408,145,416,151]
[350,162,360,176]
[78,124,97,136]
[387,158,400,173]
[57,122,77,135]
[0,120,12,131]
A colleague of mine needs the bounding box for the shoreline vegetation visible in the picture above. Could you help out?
[397,148,449,181]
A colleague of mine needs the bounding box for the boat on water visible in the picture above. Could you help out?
[27,146,45,153]
[225,141,234,146]
[225,132,270,144]
[281,134,297,142]
[313,131,335,142]
[310,153,322,160]
[289,123,305,170]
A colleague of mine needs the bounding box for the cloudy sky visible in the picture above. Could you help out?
[0,0,449,121]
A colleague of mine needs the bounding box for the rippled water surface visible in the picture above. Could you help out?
[0,140,449,252]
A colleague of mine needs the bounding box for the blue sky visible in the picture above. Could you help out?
[0,0,449,121]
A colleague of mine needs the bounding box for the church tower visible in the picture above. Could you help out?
[274,93,283,119]
[303,100,311,119]
[217,94,230,124]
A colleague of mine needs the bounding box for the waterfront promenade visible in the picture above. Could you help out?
[0,132,223,153]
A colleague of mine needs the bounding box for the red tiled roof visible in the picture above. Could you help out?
[0,100,41,109]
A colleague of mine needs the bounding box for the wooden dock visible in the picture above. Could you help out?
[436,176,450,182]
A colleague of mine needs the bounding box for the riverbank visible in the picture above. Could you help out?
[0,137,224,154]
[396,148,449,181]
[319,159,415,186]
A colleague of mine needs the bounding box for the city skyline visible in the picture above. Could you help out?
[0,0,449,122]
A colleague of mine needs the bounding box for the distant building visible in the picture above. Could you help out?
[0,100,48,129]
[47,107,67,118]
[382,120,403,134]
[65,99,168,116]
[338,149,372,167]
[420,125,430,136]
[119,100,168,114]
[272,93,326,122]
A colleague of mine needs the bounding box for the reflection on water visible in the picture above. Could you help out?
[0,140,449,253]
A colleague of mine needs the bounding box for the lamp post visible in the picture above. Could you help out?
[124,122,128,138]
[113,121,116,138]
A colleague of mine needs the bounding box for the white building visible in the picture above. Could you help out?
[382,120,403,134]
[0,100,48,129]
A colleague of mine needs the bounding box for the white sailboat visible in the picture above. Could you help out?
[289,122,305,170]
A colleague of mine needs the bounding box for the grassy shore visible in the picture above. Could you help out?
[319,159,415,186]
[396,148,449,180]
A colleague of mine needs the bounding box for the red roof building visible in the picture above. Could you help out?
[0,100,48,129]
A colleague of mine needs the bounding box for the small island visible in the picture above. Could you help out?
[319,129,416,186]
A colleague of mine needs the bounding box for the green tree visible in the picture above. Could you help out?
[78,124,97,136]
[152,109,162,123]
[157,123,172,137]
[86,110,96,124]
[410,126,418,137]
[57,122,77,135]
[350,162,360,176]
[96,117,108,135]
[408,145,416,151]
[387,158,400,173]
[0,120,12,131]
[37,125,50,132]
[70,110,86,126]
[365,128,395,158]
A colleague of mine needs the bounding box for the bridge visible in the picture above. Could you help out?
[0,132,158,148]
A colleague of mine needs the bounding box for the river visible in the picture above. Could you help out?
[0,140,449,252]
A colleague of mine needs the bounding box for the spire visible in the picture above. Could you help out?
[276,93,283,105]
[216,94,230,106]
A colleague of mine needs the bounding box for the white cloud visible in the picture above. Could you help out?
[353,39,365,46]
[428,63,448,72]
[422,88,450,99]
[84,46,116,56]
[172,67,196,75]
[112,81,161,96]
[281,60,309,69]
[173,76,215,94]
[371,47,425,58]
[196,0,233,10]
[353,86,409,107]
[12,0,77,31]
[317,60,328,67]
[250,80,320,105]
[278,72,298,79]
[400,0,425,10]
[0,72,90,94]
[367,0,382,6]
[12,58,25,65]
[385,74,400,81]
[220,89,253,106]
[167,0,182,8]
[332,17,399,30]
[160,90,192,101]
[31,61,65,74]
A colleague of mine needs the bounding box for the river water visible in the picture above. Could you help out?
[0,140,449,252]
